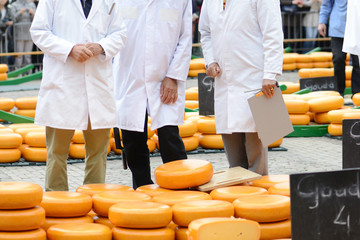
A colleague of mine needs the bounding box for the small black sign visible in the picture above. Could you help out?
[343,119,360,169]
[300,76,338,92]
[290,169,360,240]
[198,73,214,116]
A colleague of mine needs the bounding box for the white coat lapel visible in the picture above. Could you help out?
[86,0,104,23]
[73,0,86,19]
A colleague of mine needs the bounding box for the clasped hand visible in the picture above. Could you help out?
[69,43,104,63]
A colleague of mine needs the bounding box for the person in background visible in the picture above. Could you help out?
[0,0,13,62]
[30,0,127,191]
[318,0,360,96]
[199,0,283,175]
[113,0,192,189]
[301,0,322,53]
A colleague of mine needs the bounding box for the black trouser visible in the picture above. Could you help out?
[121,113,187,189]
[331,37,360,95]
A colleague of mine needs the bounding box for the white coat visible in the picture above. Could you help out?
[343,0,360,56]
[113,0,192,132]
[199,0,283,134]
[30,0,126,130]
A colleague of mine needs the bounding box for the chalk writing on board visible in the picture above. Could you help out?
[349,121,360,145]
[333,205,350,235]
[202,75,215,92]
[303,81,335,91]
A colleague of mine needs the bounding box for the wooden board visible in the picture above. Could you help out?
[196,166,261,192]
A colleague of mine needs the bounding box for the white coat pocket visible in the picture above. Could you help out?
[159,8,180,23]
[119,6,138,20]
[155,8,181,43]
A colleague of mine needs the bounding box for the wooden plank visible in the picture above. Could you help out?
[0,72,42,86]
[7,64,35,78]
[0,110,34,123]
[196,166,261,192]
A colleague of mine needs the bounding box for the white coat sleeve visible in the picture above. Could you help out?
[30,0,74,63]
[257,0,283,77]
[97,4,127,62]
[165,0,192,82]
[198,0,217,67]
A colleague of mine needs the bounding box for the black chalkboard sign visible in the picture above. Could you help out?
[290,169,360,240]
[300,76,338,92]
[198,73,214,116]
[343,119,360,169]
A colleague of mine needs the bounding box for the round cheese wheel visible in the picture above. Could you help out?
[197,116,216,134]
[250,175,289,189]
[0,228,46,240]
[0,128,13,134]
[185,89,199,100]
[8,123,42,131]
[282,63,296,71]
[109,201,172,228]
[327,109,359,123]
[172,200,234,227]
[328,123,342,136]
[289,114,311,125]
[352,93,360,106]
[154,159,213,189]
[268,182,290,197]
[310,52,332,62]
[233,194,291,222]
[308,96,344,113]
[182,136,199,152]
[0,206,45,231]
[296,62,313,69]
[185,112,200,121]
[313,61,330,68]
[76,184,133,197]
[282,53,297,64]
[188,69,206,78]
[0,64,9,73]
[346,65,352,79]
[0,182,43,210]
[199,134,224,149]
[346,79,351,87]
[343,112,360,120]
[14,109,35,118]
[0,149,21,163]
[112,227,175,240]
[175,227,188,240]
[284,99,309,114]
[25,132,46,148]
[69,143,85,159]
[309,68,334,78]
[152,191,212,206]
[22,147,47,162]
[109,137,122,155]
[298,69,312,78]
[42,215,93,231]
[15,97,37,110]
[147,138,156,153]
[210,186,268,203]
[135,184,173,197]
[281,82,300,94]
[295,54,312,63]
[93,215,114,229]
[72,130,85,144]
[260,219,292,240]
[15,128,45,143]
[92,191,151,217]
[268,138,283,148]
[0,98,15,111]
[47,223,112,240]
[189,58,205,70]
[179,120,197,138]
[185,100,199,109]
[41,191,92,217]
[0,133,22,149]
[314,112,330,124]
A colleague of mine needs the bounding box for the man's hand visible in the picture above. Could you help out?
[28,8,34,15]
[318,23,327,37]
[206,62,222,78]
[160,77,178,104]
[85,43,104,57]
[69,44,93,63]
[19,8,26,14]
[262,79,277,98]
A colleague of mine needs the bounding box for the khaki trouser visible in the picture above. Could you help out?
[45,121,110,191]
[221,132,268,175]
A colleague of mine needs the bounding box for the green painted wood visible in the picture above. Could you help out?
[0,110,34,123]
[7,64,35,78]
[0,72,42,86]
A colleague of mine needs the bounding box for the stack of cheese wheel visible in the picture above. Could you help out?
[298,68,334,79]
[310,52,333,68]
[40,191,94,232]
[233,194,292,240]
[250,175,290,190]
[0,128,22,163]
[282,53,297,71]
[0,64,8,81]
[135,184,174,197]
[197,116,224,149]
[345,65,353,89]
[210,186,268,203]
[295,54,313,69]
[0,182,46,240]
[13,97,37,118]
[178,120,199,152]
[185,87,199,101]
[308,95,344,127]
[0,97,15,122]
[47,223,112,240]
[268,182,290,197]
[284,98,310,125]
[147,124,157,153]
[188,58,206,78]
[279,81,300,94]
[327,108,360,136]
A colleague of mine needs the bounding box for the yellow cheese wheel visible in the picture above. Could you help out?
[175,227,188,240]
[0,133,22,149]
[0,149,21,163]
[188,69,206,78]
[0,182,43,210]
[281,82,300,94]
[47,223,112,240]
[268,138,283,148]
[296,62,313,69]
[93,215,114,229]
[327,109,356,123]
[199,134,224,149]
[172,200,234,227]
[113,227,174,240]
[147,124,156,138]
[313,62,330,68]
[282,53,297,64]
[109,201,172,228]
[284,99,309,114]
[152,191,212,206]
[109,137,122,155]
[24,132,46,147]
[260,219,292,240]
[295,54,312,63]
[346,65,352,79]
[0,228,46,240]
[282,63,297,71]
[8,123,42,131]
[268,182,290,197]
[147,138,156,153]
[182,136,199,152]
[15,127,45,143]
[289,114,310,125]
[311,68,334,78]
[0,98,15,111]
[135,184,173,197]
[41,191,92,217]
[314,112,330,124]
[308,96,344,113]
[76,183,133,197]
[343,112,360,120]
[0,73,7,81]
[250,175,289,189]
[42,215,93,231]
[0,128,13,134]
[233,194,291,222]
[92,191,151,217]
[22,147,47,162]
[185,100,199,109]
[185,112,200,120]
[346,79,351,87]
[298,69,312,78]
[154,159,213,189]
[188,217,260,240]
[179,120,197,138]
[306,111,315,122]
[197,116,216,134]
[0,64,9,73]
[328,123,342,136]
[185,89,199,100]
[14,109,35,118]
[0,206,45,231]
[15,97,37,110]
[72,130,85,144]
[310,52,332,62]
[210,186,268,203]
[189,58,206,70]
[69,143,85,159]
